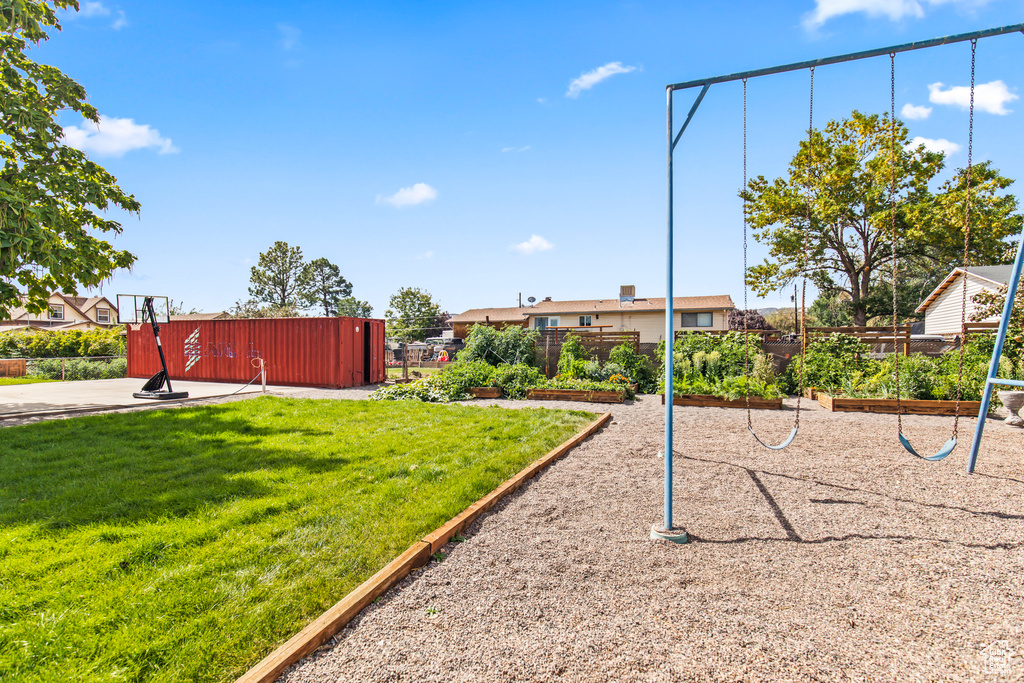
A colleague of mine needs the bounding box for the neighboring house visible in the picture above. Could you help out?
[170,312,231,322]
[916,265,1019,336]
[450,287,735,344]
[448,307,530,338]
[1,293,120,331]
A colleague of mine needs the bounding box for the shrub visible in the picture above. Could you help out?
[490,363,544,399]
[29,357,127,381]
[557,334,592,378]
[787,333,870,395]
[459,324,538,366]
[656,331,782,399]
[438,360,495,392]
[608,342,656,393]
[0,328,126,359]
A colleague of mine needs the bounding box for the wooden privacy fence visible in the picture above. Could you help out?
[803,325,913,356]
[962,322,1000,337]
[535,329,643,378]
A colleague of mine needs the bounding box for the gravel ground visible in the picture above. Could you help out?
[6,388,1022,680]
[274,392,1024,683]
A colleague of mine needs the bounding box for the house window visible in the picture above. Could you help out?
[579,315,592,327]
[97,308,110,323]
[534,317,560,330]
[681,312,713,327]
[49,304,64,320]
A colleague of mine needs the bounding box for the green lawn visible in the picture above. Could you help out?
[386,365,442,378]
[0,397,595,682]
[0,377,55,385]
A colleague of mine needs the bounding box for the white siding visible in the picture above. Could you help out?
[527,309,729,343]
[924,273,999,335]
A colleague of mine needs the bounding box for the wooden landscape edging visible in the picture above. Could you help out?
[525,388,626,404]
[817,392,984,416]
[467,387,502,398]
[236,411,613,683]
[660,394,784,410]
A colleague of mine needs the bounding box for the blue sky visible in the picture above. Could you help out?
[44,0,1024,317]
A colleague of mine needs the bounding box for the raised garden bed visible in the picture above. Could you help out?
[817,392,984,416]
[661,394,785,410]
[526,388,626,404]
[467,387,502,398]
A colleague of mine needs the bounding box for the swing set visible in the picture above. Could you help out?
[655,23,1024,541]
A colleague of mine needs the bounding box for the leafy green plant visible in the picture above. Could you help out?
[28,357,126,381]
[608,342,656,393]
[459,324,539,366]
[787,333,870,395]
[490,363,544,399]
[557,334,592,377]
[0,328,126,359]
[542,377,634,400]
[656,331,783,400]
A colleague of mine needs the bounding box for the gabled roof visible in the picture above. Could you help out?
[449,307,528,324]
[529,295,735,315]
[916,265,1019,314]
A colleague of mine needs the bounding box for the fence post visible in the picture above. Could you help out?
[61,357,65,381]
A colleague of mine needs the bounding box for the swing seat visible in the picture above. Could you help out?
[898,433,956,462]
[748,425,798,450]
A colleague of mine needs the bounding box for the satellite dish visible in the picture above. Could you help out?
[527,296,536,303]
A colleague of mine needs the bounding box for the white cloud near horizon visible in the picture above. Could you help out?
[112,10,127,29]
[928,80,1018,115]
[566,62,637,98]
[416,250,434,260]
[803,0,990,29]
[501,145,531,153]
[376,183,438,207]
[901,103,932,120]
[278,24,301,51]
[511,234,554,255]
[907,136,961,155]
[62,116,179,157]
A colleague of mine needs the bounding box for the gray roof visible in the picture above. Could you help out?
[965,265,1016,284]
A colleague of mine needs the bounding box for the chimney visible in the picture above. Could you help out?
[543,297,552,302]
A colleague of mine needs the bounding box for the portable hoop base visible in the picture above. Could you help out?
[650,524,689,544]
[133,390,189,400]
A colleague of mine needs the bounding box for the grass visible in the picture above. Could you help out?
[386,366,442,378]
[0,377,56,386]
[0,396,595,682]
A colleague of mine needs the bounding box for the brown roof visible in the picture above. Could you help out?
[449,307,529,324]
[170,312,231,321]
[529,295,735,315]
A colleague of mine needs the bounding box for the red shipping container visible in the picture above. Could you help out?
[127,317,386,389]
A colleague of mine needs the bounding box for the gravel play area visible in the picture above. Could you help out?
[275,392,1024,682]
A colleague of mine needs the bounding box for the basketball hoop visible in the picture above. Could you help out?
[129,324,142,332]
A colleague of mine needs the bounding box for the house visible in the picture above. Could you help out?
[916,265,1019,336]
[170,312,231,322]
[1,293,120,331]
[449,287,735,344]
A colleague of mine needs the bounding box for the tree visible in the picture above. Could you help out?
[385,287,443,341]
[728,309,772,330]
[300,257,352,316]
[808,293,853,327]
[336,296,373,318]
[0,1,140,320]
[229,298,301,319]
[744,111,1022,326]
[248,241,307,309]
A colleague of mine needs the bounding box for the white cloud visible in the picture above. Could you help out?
[376,183,438,208]
[511,234,554,255]
[112,10,127,29]
[536,97,548,104]
[901,103,932,120]
[62,116,179,157]
[803,0,989,29]
[566,62,637,99]
[906,136,961,156]
[278,24,301,51]
[928,80,1018,115]
[501,145,531,153]
[79,1,110,18]
[416,250,434,260]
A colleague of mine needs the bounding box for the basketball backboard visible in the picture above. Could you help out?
[117,295,170,324]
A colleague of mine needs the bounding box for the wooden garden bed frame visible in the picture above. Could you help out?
[816,392,983,416]
[660,394,784,410]
[526,388,626,404]
[467,387,502,398]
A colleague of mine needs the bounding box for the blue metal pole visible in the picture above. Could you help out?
[968,235,1024,473]
[664,85,675,530]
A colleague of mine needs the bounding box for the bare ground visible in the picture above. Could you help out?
[275,392,1024,682]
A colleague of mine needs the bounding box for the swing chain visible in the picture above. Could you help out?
[953,38,978,440]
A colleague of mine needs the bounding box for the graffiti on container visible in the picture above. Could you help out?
[184,327,261,372]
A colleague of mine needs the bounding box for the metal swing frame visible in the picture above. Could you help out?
[660,23,1024,535]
